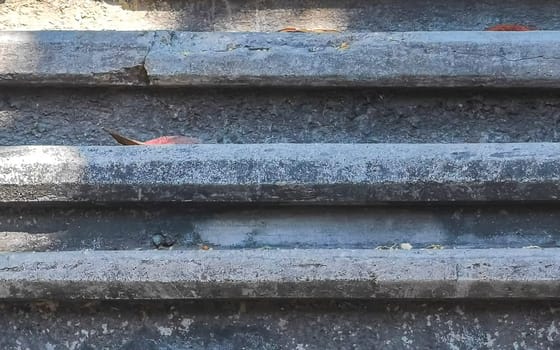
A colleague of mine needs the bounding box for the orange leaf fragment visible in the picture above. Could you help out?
[338,42,350,50]
[143,135,200,145]
[485,24,535,31]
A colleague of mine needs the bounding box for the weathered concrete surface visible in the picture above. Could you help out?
[3,0,560,32]
[0,248,559,299]
[0,31,154,86]
[3,204,560,252]
[2,86,560,146]
[2,143,560,203]
[148,31,560,87]
[2,31,560,87]
[1,299,559,350]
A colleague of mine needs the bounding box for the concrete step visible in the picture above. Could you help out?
[1,9,559,347]
[2,31,560,88]
[0,248,557,300]
[2,143,559,204]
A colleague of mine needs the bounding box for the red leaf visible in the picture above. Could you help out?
[104,128,199,145]
[486,24,534,31]
[143,136,199,145]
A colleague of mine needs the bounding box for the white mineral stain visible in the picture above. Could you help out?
[548,320,559,341]
[180,318,194,332]
[158,326,173,336]
[278,318,288,331]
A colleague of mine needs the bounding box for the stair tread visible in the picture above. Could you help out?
[1,143,559,203]
[0,247,557,299]
[2,31,560,87]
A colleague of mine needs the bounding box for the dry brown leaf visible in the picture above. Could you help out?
[425,244,444,250]
[103,128,199,145]
[278,27,339,33]
[338,42,350,50]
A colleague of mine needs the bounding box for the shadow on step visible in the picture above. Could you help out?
[100,0,560,31]
[2,203,560,251]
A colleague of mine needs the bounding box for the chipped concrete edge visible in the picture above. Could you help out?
[1,31,560,87]
[2,143,560,203]
[0,248,558,299]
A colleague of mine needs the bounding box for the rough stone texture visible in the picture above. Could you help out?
[2,143,560,203]
[2,87,560,145]
[2,0,560,32]
[2,204,560,251]
[0,248,559,299]
[1,3,558,347]
[0,31,154,86]
[0,299,557,349]
[148,31,560,87]
[2,31,560,87]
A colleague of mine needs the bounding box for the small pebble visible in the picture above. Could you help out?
[151,233,175,248]
[399,243,413,250]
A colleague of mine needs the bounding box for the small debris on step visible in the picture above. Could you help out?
[485,24,535,31]
[425,244,444,250]
[278,27,339,33]
[151,233,176,248]
[375,242,413,250]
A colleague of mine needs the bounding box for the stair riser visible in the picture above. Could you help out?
[2,204,560,251]
[2,87,560,145]
[1,300,558,349]
[1,248,559,299]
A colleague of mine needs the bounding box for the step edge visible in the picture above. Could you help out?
[1,31,560,88]
[0,248,557,299]
[1,143,559,204]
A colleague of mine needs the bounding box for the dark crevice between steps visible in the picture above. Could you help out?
[2,203,560,252]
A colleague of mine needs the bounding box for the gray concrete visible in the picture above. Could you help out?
[2,31,560,87]
[0,31,153,86]
[148,31,560,87]
[5,0,560,32]
[1,299,559,350]
[2,143,560,203]
[0,248,559,299]
[102,0,560,32]
[2,32,557,143]
[3,204,560,252]
[4,87,560,146]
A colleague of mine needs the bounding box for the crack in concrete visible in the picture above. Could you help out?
[451,50,560,62]
[139,31,158,86]
[4,31,560,87]
[502,55,560,62]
